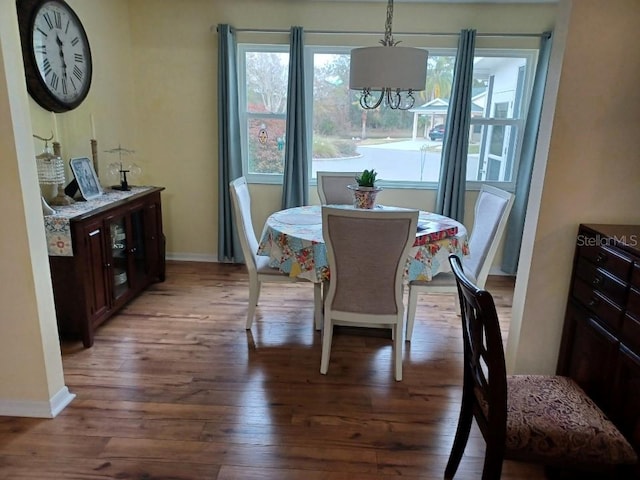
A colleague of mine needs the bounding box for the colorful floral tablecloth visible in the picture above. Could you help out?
[44,186,154,256]
[257,205,469,283]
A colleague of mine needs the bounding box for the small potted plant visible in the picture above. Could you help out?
[348,169,383,209]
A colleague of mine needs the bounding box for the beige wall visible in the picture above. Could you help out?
[0,0,71,416]
[30,0,136,184]
[126,0,556,259]
[507,0,640,373]
[0,0,134,416]
[5,0,640,415]
[22,0,558,262]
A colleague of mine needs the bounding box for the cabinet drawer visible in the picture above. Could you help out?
[563,304,619,411]
[613,346,640,452]
[628,287,640,318]
[578,244,632,282]
[572,278,624,331]
[574,258,628,306]
[632,263,640,289]
[622,312,640,353]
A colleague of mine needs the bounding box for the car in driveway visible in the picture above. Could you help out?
[428,124,445,141]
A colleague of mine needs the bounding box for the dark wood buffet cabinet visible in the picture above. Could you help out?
[557,224,640,465]
[48,187,165,348]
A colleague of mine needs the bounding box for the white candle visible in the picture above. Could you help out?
[51,111,59,140]
[90,114,96,139]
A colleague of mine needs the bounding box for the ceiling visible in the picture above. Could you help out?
[315,1,557,3]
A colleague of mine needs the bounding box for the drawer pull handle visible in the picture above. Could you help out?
[588,297,600,308]
[595,252,608,264]
[592,275,602,286]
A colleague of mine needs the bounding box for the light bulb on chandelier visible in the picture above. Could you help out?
[349,0,428,110]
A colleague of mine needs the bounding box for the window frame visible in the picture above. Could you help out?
[238,43,538,192]
[238,43,290,185]
[467,48,537,190]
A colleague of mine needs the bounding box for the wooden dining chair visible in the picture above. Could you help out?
[229,177,322,329]
[406,184,514,341]
[445,254,637,480]
[320,206,419,381]
[316,171,359,205]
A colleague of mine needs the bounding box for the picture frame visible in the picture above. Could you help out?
[69,156,103,200]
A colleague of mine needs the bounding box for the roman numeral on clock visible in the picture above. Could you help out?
[49,72,59,91]
[73,65,83,81]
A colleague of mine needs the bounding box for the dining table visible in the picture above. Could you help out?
[257,204,469,284]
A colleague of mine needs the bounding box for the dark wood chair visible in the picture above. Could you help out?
[445,254,637,480]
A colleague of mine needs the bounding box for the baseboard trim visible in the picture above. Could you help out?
[166,252,218,263]
[0,386,75,418]
[165,254,512,275]
[489,267,515,277]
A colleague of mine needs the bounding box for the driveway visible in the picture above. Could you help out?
[312,140,442,182]
[312,139,479,183]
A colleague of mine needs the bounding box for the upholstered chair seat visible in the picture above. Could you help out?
[473,375,637,467]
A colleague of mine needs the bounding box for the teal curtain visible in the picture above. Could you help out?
[281,26,308,209]
[435,29,476,223]
[217,24,244,263]
[502,32,553,274]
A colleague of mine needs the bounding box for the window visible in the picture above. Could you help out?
[239,43,537,189]
[239,45,289,182]
[468,55,532,184]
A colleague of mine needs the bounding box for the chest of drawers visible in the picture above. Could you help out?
[557,224,640,465]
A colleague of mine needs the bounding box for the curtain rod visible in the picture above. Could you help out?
[217,26,545,39]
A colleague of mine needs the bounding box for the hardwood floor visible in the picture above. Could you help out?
[0,261,547,479]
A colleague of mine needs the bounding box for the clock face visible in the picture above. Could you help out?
[17,0,92,112]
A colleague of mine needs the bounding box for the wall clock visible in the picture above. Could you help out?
[16,0,92,112]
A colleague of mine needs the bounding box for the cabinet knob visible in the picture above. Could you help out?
[588,297,600,308]
[595,252,608,264]
[104,263,111,268]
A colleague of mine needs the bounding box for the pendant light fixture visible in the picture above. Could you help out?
[349,0,428,110]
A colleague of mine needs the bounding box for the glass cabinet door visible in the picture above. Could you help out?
[109,217,129,299]
[129,208,147,286]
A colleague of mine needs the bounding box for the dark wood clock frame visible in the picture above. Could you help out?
[16,0,93,112]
